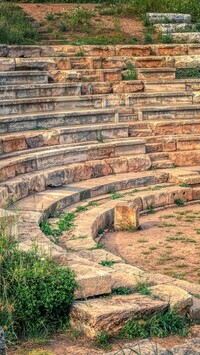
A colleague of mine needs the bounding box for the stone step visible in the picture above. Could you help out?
[147,13,191,24]
[130,119,200,137]
[0,155,153,208]
[12,169,166,213]
[0,80,143,102]
[3,54,200,73]
[0,123,129,154]
[152,159,174,169]
[154,23,194,33]
[145,142,163,153]
[70,294,168,338]
[149,152,170,161]
[52,68,122,83]
[0,139,146,183]
[0,92,193,116]
[145,79,200,93]
[0,82,82,99]
[4,44,200,59]
[2,44,198,59]
[0,108,119,134]
[137,67,176,81]
[172,32,200,44]
[135,104,200,121]
[0,56,168,71]
[128,92,193,106]
[0,71,49,85]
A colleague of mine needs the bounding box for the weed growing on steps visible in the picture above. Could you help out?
[120,306,190,340]
[112,286,134,295]
[0,4,40,45]
[75,205,88,212]
[39,220,62,244]
[97,132,104,143]
[135,282,153,297]
[0,224,76,344]
[147,204,156,214]
[40,212,76,243]
[174,198,185,207]
[108,190,125,200]
[123,62,137,81]
[100,259,116,267]
[89,242,104,250]
[75,51,84,57]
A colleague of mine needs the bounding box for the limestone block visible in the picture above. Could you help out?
[162,138,176,152]
[113,80,144,93]
[77,249,122,263]
[172,32,200,44]
[154,23,193,33]
[71,264,112,299]
[192,186,200,200]
[116,45,151,56]
[175,55,200,68]
[108,263,145,289]
[3,136,27,153]
[114,202,139,231]
[170,151,200,167]
[70,294,168,338]
[15,58,56,71]
[152,44,187,56]
[0,58,15,71]
[0,45,8,57]
[147,13,191,24]
[127,155,151,172]
[168,187,193,204]
[7,45,41,58]
[150,284,192,313]
[190,297,200,321]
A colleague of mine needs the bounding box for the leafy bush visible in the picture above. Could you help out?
[176,68,200,79]
[0,228,76,343]
[0,4,40,44]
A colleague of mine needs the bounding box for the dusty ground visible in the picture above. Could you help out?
[19,3,144,44]
[8,325,200,355]
[103,203,200,285]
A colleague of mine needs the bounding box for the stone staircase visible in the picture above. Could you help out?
[149,12,200,43]
[1,43,200,341]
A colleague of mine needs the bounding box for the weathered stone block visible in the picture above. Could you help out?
[70,294,168,338]
[114,202,139,231]
[150,284,192,313]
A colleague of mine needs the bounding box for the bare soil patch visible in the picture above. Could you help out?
[19,3,144,44]
[103,204,200,285]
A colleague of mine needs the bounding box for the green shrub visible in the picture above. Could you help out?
[123,62,137,81]
[160,34,173,44]
[0,230,76,343]
[176,68,200,79]
[0,4,40,44]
